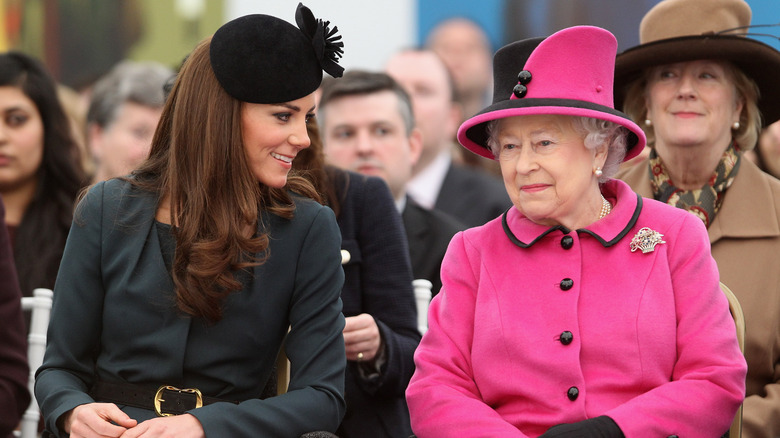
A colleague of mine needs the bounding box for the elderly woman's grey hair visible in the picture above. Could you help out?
[87,60,174,128]
[485,116,628,183]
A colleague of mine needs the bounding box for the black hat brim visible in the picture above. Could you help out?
[458,98,645,161]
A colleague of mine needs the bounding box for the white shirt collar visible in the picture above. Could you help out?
[395,194,407,214]
[406,150,452,210]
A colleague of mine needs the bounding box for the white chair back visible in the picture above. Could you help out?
[412,279,432,335]
[17,288,53,438]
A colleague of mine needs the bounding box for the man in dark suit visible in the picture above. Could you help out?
[401,197,463,296]
[319,71,464,296]
[319,71,456,437]
[386,49,511,228]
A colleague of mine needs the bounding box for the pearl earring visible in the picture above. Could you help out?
[732,121,740,130]
[594,167,603,177]
[644,119,653,127]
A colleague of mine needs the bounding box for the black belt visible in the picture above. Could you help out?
[90,381,238,416]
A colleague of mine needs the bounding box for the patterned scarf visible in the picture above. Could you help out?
[649,142,741,227]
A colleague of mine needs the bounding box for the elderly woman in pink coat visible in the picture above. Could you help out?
[405,26,747,438]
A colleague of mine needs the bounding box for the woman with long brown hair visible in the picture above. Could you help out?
[35,4,347,437]
[0,52,87,307]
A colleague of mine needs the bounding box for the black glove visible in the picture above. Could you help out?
[539,416,625,438]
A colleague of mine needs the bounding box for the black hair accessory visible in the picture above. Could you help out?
[295,3,344,78]
[209,3,345,104]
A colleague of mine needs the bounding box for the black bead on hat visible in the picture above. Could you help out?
[209,2,344,104]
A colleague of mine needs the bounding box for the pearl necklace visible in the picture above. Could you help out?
[599,194,612,219]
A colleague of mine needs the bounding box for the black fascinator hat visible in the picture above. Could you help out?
[209,2,344,104]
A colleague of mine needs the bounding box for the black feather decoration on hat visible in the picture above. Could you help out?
[295,2,344,78]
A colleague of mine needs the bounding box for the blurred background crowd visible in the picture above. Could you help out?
[2,0,779,181]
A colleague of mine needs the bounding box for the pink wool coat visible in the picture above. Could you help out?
[406,179,747,438]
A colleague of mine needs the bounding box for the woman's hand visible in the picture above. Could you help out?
[63,403,137,438]
[343,313,381,362]
[119,414,205,438]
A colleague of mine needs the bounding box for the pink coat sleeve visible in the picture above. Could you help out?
[605,213,747,436]
[406,232,529,437]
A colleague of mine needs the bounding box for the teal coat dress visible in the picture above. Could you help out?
[35,179,346,437]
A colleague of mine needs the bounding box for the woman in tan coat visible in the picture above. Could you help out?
[615,0,780,436]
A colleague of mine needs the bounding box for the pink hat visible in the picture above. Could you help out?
[457,26,646,161]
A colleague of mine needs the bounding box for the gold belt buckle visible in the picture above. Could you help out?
[153,385,203,417]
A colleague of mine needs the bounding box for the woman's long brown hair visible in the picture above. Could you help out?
[131,37,319,323]
[292,120,343,217]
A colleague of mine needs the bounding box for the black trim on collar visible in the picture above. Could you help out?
[578,195,643,247]
[502,213,571,248]
[502,193,643,249]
